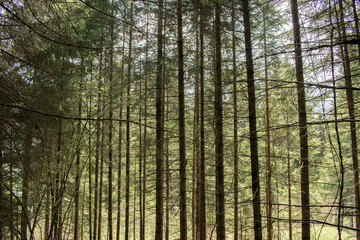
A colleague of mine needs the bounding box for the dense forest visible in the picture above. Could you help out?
[1,0,360,239]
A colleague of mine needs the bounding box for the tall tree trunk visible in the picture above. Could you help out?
[263,8,272,240]
[351,0,360,63]
[108,2,115,237]
[163,11,168,240]
[117,26,127,240]
[328,4,345,236]
[125,3,133,240]
[242,0,262,239]
[21,124,32,240]
[286,117,292,240]
[177,0,187,239]
[290,0,310,238]
[74,81,82,240]
[155,0,164,238]
[93,51,103,240]
[98,116,105,240]
[45,134,51,240]
[139,75,143,240]
[81,180,86,239]
[214,3,225,240]
[141,7,149,239]
[231,2,239,240]
[338,1,360,238]
[199,3,206,239]
[165,91,170,240]
[88,95,93,240]
[193,12,200,240]
[10,142,14,240]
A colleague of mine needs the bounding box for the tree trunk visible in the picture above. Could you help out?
[74,81,82,240]
[263,8,272,240]
[177,0,187,239]
[231,2,239,240]
[290,0,310,238]
[141,8,149,239]
[88,95,93,240]
[214,3,225,240]
[93,50,103,240]
[117,26,126,240]
[108,2,115,237]
[125,3,133,240]
[351,0,360,64]
[242,0,262,238]
[21,124,32,240]
[199,2,206,240]
[98,116,105,240]
[155,0,164,238]
[338,1,360,238]
[286,117,292,240]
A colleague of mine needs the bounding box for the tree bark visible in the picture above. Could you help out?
[290,0,310,238]
[199,3,206,239]
[242,0,262,238]
[141,8,149,239]
[93,50,103,240]
[286,117,292,240]
[125,3,133,240]
[108,2,115,237]
[214,3,225,240]
[177,0,187,239]
[263,9,272,240]
[338,1,360,238]
[155,0,164,238]
[74,80,82,240]
[231,2,239,239]
[97,115,105,240]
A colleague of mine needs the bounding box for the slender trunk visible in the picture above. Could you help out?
[139,79,143,240]
[155,0,164,238]
[162,10,168,240]
[98,117,105,240]
[286,117,292,240]
[177,0,187,239]
[193,12,200,240]
[351,0,360,64]
[133,156,136,240]
[199,3,206,239]
[45,135,51,240]
[125,3,133,240]
[108,3,115,237]
[263,9,272,240]
[51,121,62,240]
[231,3,238,240]
[155,0,165,239]
[117,27,126,240]
[243,0,262,238]
[290,0,310,238]
[74,81,82,240]
[81,180,86,239]
[93,51,103,240]
[214,3,225,240]
[88,96,93,240]
[327,2,345,237]
[141,8,149,238]
[165,92,170,240]
[10,142,14,240]
[21,124,32,240]
[338,1,360,238]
